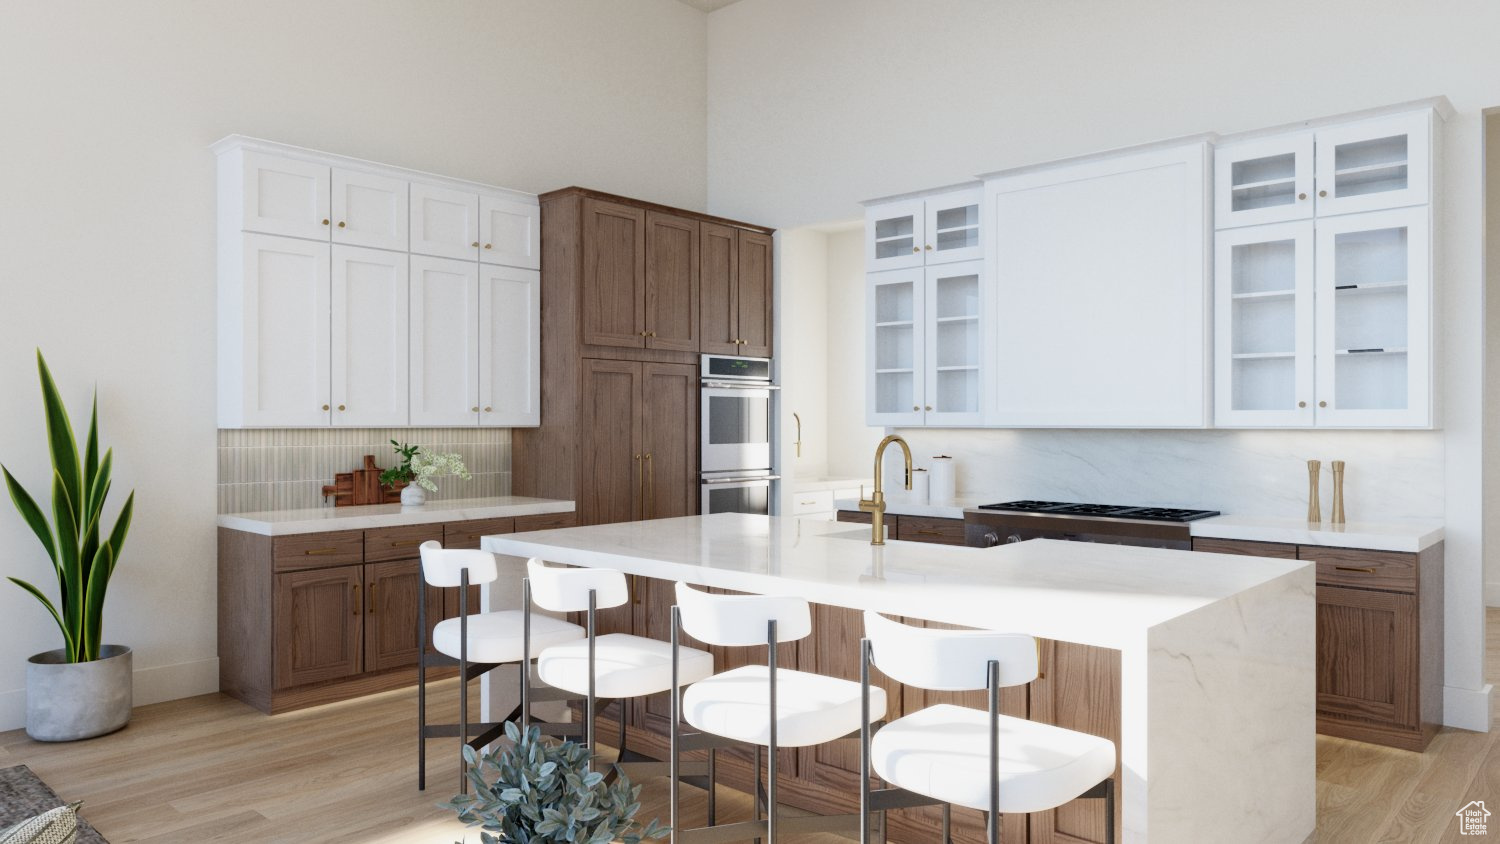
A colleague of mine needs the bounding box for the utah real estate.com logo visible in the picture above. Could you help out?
[1459,801,1492,835]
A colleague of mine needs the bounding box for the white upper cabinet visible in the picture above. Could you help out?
[410,256,481,427]
[478,265,541,426]
[331,169,408,252]
[864,186,982,272]
[923,188,983,265]
[1215,132,1315,228]
[866,268,925,427]
[1314,111,1431,217]
[411,183,480,262]
[331,246,409,427]
[986,142,1211,428]
[215,136,539,427]
[479,194,541,269]
[923,261,984,426]
[237,151,331,241]
[1214,221,1316,427]
[222,234,331,427]
[1314,207,1431,427]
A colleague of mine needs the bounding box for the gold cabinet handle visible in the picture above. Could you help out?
[635,454,644,519]
[912,405,920,411]
[1318,190,1328,198]
[912,246,920,253]
[387,539,422,548]
[631,574,641,606]
[1319,401,1328,408]
[1298,401,1307,408]
[321,219,330,226]
[924,244,933,251]
[337,221,346,228]
[484,406,492,413]
[645,453,654,520]
[337,404,346,411]
[925,405,933,411]
[303,547,338,556]
[1298,193,1308,200]
[484,243,492,250]
[914,529,942,536]
[471,241,480,247]
[352,584,360,616]
[368,583,376,614]
[800,499,817,506]
[647,331,657,337]
[1334,565,1377,574]
[322,404,330,411]
[471,406,480,413]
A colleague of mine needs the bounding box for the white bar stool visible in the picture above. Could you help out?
[858,611,1117,844]
[417,541,585,792]
[670,582,889,843]
[524,559,715,773]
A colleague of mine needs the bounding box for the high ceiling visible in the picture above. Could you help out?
[674,0,744,12]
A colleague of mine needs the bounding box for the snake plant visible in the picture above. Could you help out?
[4,350,135,663]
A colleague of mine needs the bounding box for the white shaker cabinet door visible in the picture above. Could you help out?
[1214,132,1315,229]
[332,169,408,251]
[479,194,541,270]
[410,182,479,261]
[922,260,984,426]
[234,234,331,427]
[478,265,541,427]
[866,268,926,427]
[1314,111,1431,218]
[922,188,984,265]
[865,198,926,272]
[331,246,409,427]
[240,152,331,241]
[410,255,480,426]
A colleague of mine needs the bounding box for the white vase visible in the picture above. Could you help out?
[401,484,427,506]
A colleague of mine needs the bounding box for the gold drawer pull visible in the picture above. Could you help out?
[914,529,943,536]
[304,548,339,556]
[352,585,360,616]
[387,540,422,548]
[799,499,817,506]
[1334,565,1376,574]
[368,584,377,614]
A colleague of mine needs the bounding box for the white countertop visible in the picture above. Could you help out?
[484,513,1308,650]
[218,496,574,536]
[831,493,993,520]
[1190,514,1444,553]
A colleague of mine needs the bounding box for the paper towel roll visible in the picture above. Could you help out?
[910,468,930,504]
[929,456,955,504]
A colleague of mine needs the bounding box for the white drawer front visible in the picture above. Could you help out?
[791,489,834,516]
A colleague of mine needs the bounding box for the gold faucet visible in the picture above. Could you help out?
[859,434,913,545]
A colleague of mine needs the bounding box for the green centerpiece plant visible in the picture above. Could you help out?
[379,440,471,506]
[441,721,669,844]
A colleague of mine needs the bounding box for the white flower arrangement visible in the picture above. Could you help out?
[408,448,472,493]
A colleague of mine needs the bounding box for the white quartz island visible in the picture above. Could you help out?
[484,513,1315,844]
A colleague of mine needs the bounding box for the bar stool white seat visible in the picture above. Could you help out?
[417,541,585,793]
[683,664,874,747]
[527,559,714,768]
[859,610,1117,844]
[671,582,888,843]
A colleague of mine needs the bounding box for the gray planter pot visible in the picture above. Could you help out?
[26,645,132,741]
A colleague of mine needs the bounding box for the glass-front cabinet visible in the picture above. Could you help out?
[1315,207,1430,427]
[865,185,982,272]
[1214,221,1315,426]
[1215,133,1315,229]
[1315,112,1431,217]
[866,262,984,427]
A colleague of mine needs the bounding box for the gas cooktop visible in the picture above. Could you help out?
[975,500,1221,523]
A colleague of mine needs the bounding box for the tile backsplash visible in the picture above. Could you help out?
[217,428,511,514]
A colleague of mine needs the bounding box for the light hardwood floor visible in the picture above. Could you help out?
[3,612,1499,843]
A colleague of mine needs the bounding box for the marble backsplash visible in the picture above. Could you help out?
[884,428,1445,523]
[217,428,511,514]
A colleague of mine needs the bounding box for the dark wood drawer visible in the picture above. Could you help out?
[272,530,364,572]
[1191,537,1298,559]
[898,515,965,546]
[1301,546,1417,593]
[515,511,578,532]
[443,517,515,550]
[364,524,444,563]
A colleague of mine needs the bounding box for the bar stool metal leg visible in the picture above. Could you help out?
[418,576,428,791]
[586,588,597,770]
[766,619,779,844]
[669,606,681,844]
[459,569,472,795]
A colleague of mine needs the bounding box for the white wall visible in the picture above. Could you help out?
[0,0,708,731]
[706,0,1494,729]
[825,228,884,478]
[777,228,831,491]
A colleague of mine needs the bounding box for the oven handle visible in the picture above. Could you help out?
[702,381,780,390]
[701,475,782,485]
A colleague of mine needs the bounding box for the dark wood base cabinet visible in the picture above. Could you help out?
[1192,537,1443,751]
[218,511,576,714]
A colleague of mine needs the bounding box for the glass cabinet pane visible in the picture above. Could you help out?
[1330,224,1410,411]
[1216,221,1313,425]
[1332,134,1409,198]
[933,203,980,254]
[926,265,982,418]
[873,215,917,260]
[871,276,920,417]
[1230,153,1297,213]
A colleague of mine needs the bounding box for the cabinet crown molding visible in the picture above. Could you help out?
[211,135,537,205]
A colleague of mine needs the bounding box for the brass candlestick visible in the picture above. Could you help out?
[1306,459,1322,523]
[1331,460,1346,525]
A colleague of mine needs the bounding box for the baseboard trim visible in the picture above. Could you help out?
[1444,683,1494,732]
[1485,581,1500,608]
[0,656,220,733]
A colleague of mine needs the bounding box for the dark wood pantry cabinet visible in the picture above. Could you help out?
[512,187,775,518]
